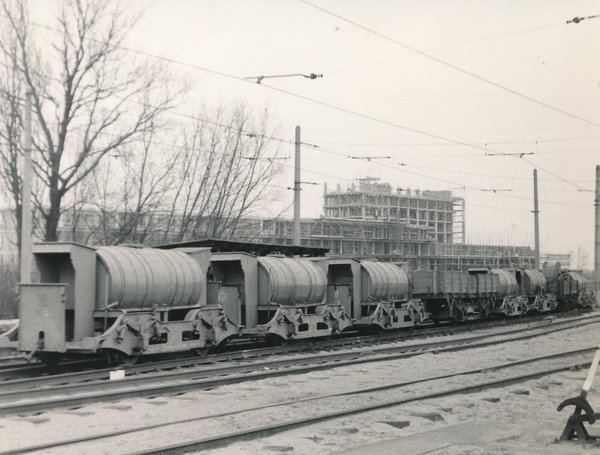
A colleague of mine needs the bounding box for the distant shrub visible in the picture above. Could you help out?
[0,262,18,319]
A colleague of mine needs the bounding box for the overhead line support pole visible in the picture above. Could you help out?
[533,169,540,269]
[595,165,600,303]
[293,126,301,246]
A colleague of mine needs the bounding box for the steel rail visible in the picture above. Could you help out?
[0,312,591,384]
[0,317,597,417]
[0,346,594,455]
[0,315,592,397]
[0,313,590,389]
[126,360,592,455]
[0,358,104,379]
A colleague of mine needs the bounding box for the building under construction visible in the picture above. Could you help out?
[0,178,546,271]
[233,178,537,271]
[323,178,464,244]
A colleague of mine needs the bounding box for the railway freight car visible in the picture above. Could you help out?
[412,267,557,323]
[18,243,239,365]
[351,260,428,331]
[411,268,499,322]
[204,252,353,343]
[542,262,593,310]
[16,239,590,366]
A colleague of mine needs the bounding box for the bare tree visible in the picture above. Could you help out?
[0,39,24,252]
[78,124,179,245]
[574,245,590,270]
[0,261,18,318]
[0,0,185,244]
[66,104,284,247]
[161,104,285,244]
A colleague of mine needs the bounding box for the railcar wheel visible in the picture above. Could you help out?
[119,353,140,366]
[37,353,62,368]
[192,347,210,357]
[106,350,140,366]
[370,325,384,335]
[267,335,288,346]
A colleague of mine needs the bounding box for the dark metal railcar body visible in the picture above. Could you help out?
[412,266,557,322]
[412,268,501,321]
[542,262,593,310]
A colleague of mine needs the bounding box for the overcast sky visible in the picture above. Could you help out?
[34,0,600,265]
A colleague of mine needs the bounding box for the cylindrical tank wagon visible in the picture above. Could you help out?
[19,243,239,365]
[355,261,427,331]
[249,255,351,342]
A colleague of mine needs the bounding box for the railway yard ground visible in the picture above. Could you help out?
[1,312,600,454]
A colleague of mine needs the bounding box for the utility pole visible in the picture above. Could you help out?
[293,126,301,246]
[533,169,540,269]
[595,165,600,303]
[20,88,32,283]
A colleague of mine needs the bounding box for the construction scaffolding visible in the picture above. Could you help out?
[323,178,465,244]
[253,217,436,263]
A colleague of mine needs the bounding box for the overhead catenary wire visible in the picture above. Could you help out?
[2,16,544,160]
[0,11,592,202]
[308,134,600,147]
[301,143,592,208]
[300,0,600,129]
[327,21,564,76]
[0,16,588,172]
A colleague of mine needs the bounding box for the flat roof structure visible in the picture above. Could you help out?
[157,238,329,257]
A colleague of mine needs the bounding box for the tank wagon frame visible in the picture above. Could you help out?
[19,243,239,364]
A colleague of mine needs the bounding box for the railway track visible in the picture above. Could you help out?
[0,312,597,418]
[0,331,595,454]
[0,310,592,383]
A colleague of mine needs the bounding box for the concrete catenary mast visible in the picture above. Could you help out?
[293,126,301,246]
[533,169,540,269]
[595,165,600,302]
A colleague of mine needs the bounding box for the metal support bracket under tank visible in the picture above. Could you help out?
[448,298,482,322]
[527,293,557,313]
[492,295,528,317]
[242,304,352,342]
[79,306,240,357]
[579,290,597,308]
[355,300,428,331]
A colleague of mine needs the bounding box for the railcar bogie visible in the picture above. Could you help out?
[493,295,528,317]
[354,299,428,331]
[247,303,352,343]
